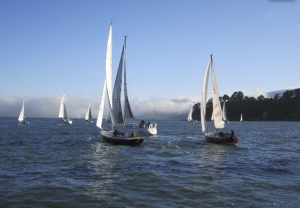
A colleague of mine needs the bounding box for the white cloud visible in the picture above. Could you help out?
[0,95,200,120]
[252,88,268,98]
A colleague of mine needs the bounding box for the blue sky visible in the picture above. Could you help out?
[0,0,299,118]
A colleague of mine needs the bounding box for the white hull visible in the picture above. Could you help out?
[116,123,157,135]
[58,119,72,124]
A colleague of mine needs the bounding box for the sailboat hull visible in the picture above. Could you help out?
[205,134,238,144]
[116,123,158,135]
[19,121,29,124]
[101,131,144,145]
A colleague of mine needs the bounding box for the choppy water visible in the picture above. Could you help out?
[0,118,299,207]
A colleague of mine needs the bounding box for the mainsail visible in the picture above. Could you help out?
[106,24,113,119]
[201,59,211,132]
[123,36,134,120]
[85,105,92,121]
[18,101,25,122]
[222,102,227,121]
[59,92,67,119]
[96,78,107,129]
[211,56,225,129]
[187,105,193,122]
[111,46,124,123]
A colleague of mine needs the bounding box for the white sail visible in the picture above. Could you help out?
[187,105,193,121]
[240,113,243,122]
[85,105,92,121]
[96,78,107,129]
[112,46,124,123]
[211,110,214,121]
[106,24,113,115]
[211,56,225,129]
[123,36,134,120]
[59,92,66,119]
[18,101,25,122]
[107,86,118,129]
[201,59,211,132]
[222,102,227,121]
[77,114,80,119]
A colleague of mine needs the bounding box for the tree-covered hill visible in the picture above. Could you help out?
[192,88,300,121]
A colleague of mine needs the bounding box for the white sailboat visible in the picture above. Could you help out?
[105,34,157,135]
[85,105,93,123]
[200,55,238,144]
[187,105,197,122]
[18,101,28,124]
[58,92,72,124]
[240,113,243,122]
[222,101,229,123]
[77,114,80,119]
[97,23,144,145]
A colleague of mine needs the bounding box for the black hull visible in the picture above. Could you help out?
[102,136,144,145]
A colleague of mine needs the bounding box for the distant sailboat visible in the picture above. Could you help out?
[18,101,28,124]
[187,105,197,122]
[222,102,229,123]
[200,55,238,144]
[96,23,144,145]
[85,105,93,123]
[58,92,72,124]
[77,114,80,119]
[240,113,243,122]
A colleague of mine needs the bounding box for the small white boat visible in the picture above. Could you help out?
[240,113,243,122]
[18,101,29,124]
[85,104,93,123]
[58,92,72,124]
[77,114,80,119]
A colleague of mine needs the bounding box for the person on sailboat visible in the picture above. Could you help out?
[229,130,235,142]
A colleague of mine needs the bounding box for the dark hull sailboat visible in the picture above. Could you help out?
[101,131,144,145]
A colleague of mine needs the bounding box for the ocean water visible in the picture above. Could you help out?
[0,118,299,207]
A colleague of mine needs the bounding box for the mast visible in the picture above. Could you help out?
[123,36,134,123]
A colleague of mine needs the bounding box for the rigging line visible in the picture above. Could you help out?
[128,43,152,122]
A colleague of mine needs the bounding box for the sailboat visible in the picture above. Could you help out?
[222,102,229,123]
[58,92,72,124]
[77,114,80,119]
[18,101,28,124]
[201,55,238,144]
[187,105,197,122]
[96,23,144,145]
[240,113,243,122]
[107,34,157,135]
[85,105,93,123]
